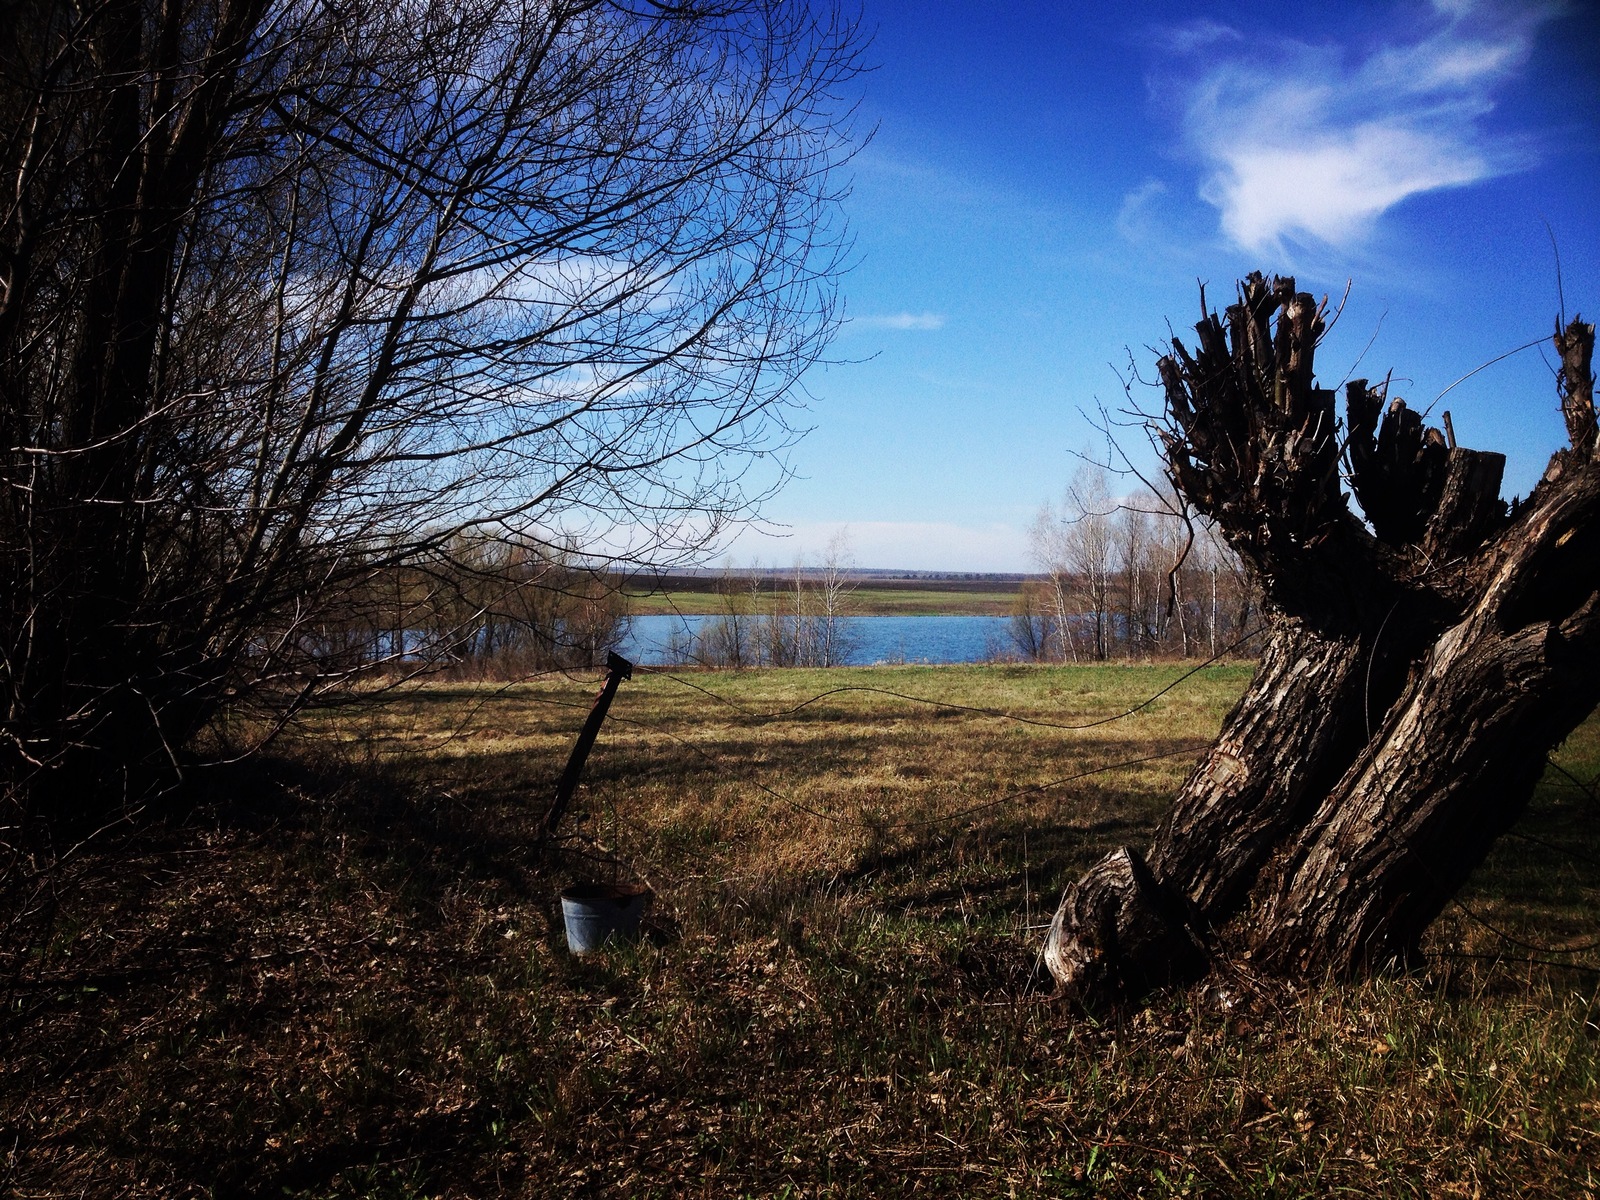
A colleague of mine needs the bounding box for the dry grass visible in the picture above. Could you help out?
[2,662,1597,1198]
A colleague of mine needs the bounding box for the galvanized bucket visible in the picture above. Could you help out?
[559,882,651,953]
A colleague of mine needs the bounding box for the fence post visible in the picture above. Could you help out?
[538,651,633,844]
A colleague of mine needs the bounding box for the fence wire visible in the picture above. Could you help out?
[508,643,1600,964]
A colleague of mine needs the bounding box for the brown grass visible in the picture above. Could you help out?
[2,662,1597,1198]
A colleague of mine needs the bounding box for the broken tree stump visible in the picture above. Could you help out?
[1044,278,1600,1008]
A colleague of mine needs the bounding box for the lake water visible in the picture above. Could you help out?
[618,613,1015,666]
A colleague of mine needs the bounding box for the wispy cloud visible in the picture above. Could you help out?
[1149,18,1242,56]
[853,312,947,331]
[1158,0,1560,253]
[1115,179,1170,244]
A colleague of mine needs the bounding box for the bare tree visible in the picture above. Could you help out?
[1023,466,1251,664]
[1045,274,1600,1007]
[0,0,863,814]
[1030,465,1117,661]
[811,527,857,667]
[1008,580,1056,661]
[696,560,753,669]
[1114,495,1153,656]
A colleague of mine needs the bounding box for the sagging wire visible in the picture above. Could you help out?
[1544,758,1600,808]
[633,624,1262,734]
[1359,741,1600,962]
[598,707,1212,832]
[1442,897,1600,959]
[518,648,1600,961]
[1418,334,1549,421]
[1436,756,1600,956]
[507,650,1236,831]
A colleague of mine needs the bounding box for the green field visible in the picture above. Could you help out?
[622,576,1023,617]
[6,662,1598,1197]
[623,586,1021,616]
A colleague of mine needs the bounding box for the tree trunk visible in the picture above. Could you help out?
[1253,465,1600,974]
[1045,273,1598,1009]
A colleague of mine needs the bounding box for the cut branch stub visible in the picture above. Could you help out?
[1043,847,1210,1010]
[1344,382,1505,558]
[1423,448,1506,562]
[1557,315,1597,452]
[1274,283,1319,402]
[1344,384,1448,546]
[1159,273,1346,596]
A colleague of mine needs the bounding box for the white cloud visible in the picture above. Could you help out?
[852,312,947,331]
[1205,126,1490,249]
[1160,1,1559,253]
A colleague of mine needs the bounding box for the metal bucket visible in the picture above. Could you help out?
[560,882,651,953]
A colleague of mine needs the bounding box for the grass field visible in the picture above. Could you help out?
[622,587,1021,616]
[621,578,1021,616]
[622,589,1021,617]
[4,662,1599,1197]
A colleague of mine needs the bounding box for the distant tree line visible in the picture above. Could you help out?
[661,532,858,668]
[315,540,629,681]
[1014,464,1258,661]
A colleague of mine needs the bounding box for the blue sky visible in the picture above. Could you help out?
[724,0,1600,572]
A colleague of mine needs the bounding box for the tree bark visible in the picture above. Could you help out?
[1252,459,1600,974]
[1045,274,1598,1008]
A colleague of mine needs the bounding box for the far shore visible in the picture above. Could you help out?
[621,572,1026,617]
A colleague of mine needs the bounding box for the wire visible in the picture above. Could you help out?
[888,744,1212,830]
[1503,827,1600,872]
[1443,896,1600,957]
[1543,759,1600,807]
[1432,950,1599,976]
[600,705,1211,831]
[494,646,1599,960]
[1356,743,1600,961]
[1444,758,1600,949]
[1418,334,1549,420]
[494,648,1235,832]
[424,664,598,748]
[635,625,1262,734]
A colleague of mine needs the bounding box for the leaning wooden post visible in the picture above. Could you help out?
[538,651,633,844]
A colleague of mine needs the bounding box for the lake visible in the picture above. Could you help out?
[618,613,1016,666]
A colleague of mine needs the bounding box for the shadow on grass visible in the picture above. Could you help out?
[3,690,1598,1198]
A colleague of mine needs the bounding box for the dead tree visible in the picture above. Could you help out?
[1045,273,1599,1007]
